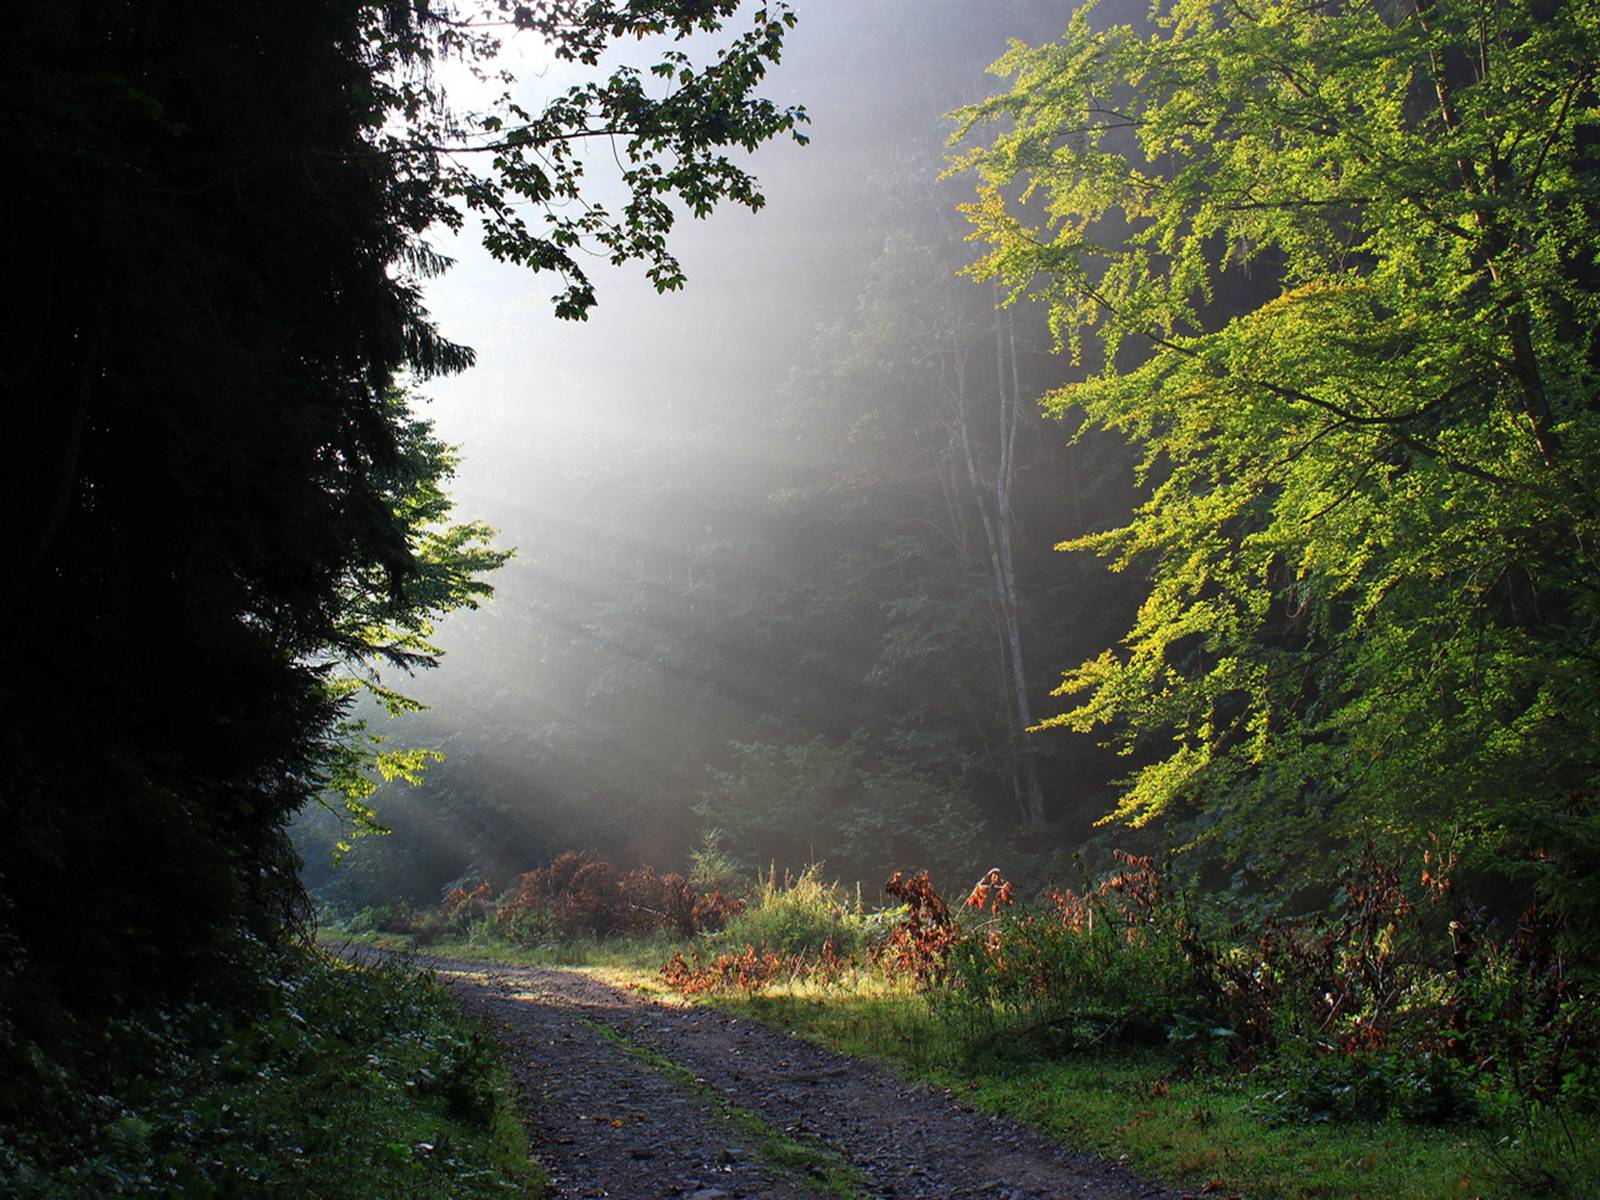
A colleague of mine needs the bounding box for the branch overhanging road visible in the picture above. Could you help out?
[347,949,1178,1200]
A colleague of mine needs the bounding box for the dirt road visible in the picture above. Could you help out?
[358,952,1175,1200]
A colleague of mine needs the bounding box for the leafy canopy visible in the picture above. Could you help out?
[951,0,1600,908]
[371,1,807,318]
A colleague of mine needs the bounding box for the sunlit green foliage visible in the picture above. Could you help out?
[317,393,511,854]
[952,0,1600,914]
[397,2,807,318]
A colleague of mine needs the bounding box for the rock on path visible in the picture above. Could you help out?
[355,951,1177,1200]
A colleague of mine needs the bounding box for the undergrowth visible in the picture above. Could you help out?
[344,850,745,948]
[715,863,864,958]
[324,845,1600,1199]
[0,945,541,1198]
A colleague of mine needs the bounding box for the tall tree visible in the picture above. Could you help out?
[953,0,1600,920]
[0,0,801,1004]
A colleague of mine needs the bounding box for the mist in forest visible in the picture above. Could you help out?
[296,0,1147,910]
[14,4,1597,1191]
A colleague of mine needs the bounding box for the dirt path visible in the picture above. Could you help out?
[357,951,1176,1200]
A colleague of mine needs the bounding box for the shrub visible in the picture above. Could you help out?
[400,881,498,946]
[716,864,863,958]
[936,858,1217,1053]
[473,851,747,944]
[0,948,535,1198]
[1256,1048,1479,1125]
[659,936,854,997]
[690,891,747,933]
[872,869,960,982]
[346,902,415,936]
[687,829,749,900]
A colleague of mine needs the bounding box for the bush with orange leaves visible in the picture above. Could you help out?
[659,945,785,995]
[965,867,1015,914]
[871,870,961,983]
[690,890,748,933]
[487,851,745,943]
[941,855,1211,1050]
[659,935,853,996]
[443,881,496,923]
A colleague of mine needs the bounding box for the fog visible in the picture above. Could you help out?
[297,0,1145,910]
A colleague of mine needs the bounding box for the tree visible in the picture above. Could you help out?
[0,0,803,1005]
[952,0,1600,919]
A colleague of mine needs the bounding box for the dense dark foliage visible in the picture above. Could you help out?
[0,947,533,1197]
[3,0,456,1006]
[0,0,799,1026]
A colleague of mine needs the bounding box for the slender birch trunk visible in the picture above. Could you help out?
[942,294,1045,825]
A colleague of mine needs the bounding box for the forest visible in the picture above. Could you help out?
[3,0,1598,1197]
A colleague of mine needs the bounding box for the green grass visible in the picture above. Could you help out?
[706,981,1496,1200]
[325,926,684,974]
[576,1016,868,1199]
[713,864,866,958]
[0,948,545,1199]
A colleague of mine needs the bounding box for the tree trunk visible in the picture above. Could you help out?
[992,297,1046,825]
[944,294,1046,826]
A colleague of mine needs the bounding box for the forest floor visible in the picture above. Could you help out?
[350,949,1177,1200]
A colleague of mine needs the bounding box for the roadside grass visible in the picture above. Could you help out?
[1,948,545,1198]
[325,926,682,974]
[708,981,1492,1200]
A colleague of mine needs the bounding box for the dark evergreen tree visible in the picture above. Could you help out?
[0,0,801,1012]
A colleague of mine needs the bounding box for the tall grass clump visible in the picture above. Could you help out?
[716,864,865,958]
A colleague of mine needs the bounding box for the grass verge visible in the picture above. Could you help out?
[709,982,1496,1200]
[325,927,680,974]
